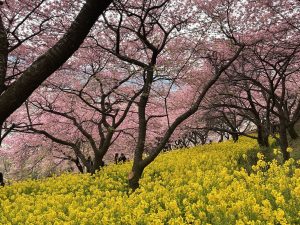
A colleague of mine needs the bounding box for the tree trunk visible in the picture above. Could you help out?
[257,136,269,147]
[257,125,269,147]
[279,121,290,161]
[200,137,206,145]
[86,164,93,174]
[218,133,224,142]
[262,135,269,147]
[93,154,104,174]
[73,157,84,173]
[288,125,298,139]
[128,163,144,190]
[0,172,4,187]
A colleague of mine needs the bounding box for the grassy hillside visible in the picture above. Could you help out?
[0,137,300,224]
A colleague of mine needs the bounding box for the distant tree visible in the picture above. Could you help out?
[205,81,272,147]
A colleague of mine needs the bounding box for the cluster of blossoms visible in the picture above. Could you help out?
[0,138,299,224]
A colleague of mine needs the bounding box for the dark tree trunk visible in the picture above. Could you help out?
[218,133,224,142]
[257,125,269,147]
[128,162,145,190]
[0,172,4,187]
[93,151,105,174]
[288,125,298,139]
[86,163,93,174]
[74,157,84,173]
[127,65,154,189]
[76,164,84,173]
[262,135,269,147]
[279,121,290,161]
[200,137,206,145]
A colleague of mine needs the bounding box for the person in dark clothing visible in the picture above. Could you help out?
[118,153,127,163]
[0,172,5,187]
[114,153,119,165]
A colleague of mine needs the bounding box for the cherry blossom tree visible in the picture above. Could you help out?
[6,46,143,173]
[240,44,300,160]
[90,0,247,189]
[3,0,300,183]
[0,0,113,143]
[210,25,300,159]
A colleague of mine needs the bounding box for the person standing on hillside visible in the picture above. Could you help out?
[0,172,4,187]
[114,153,119,165]
[118,153,127,163]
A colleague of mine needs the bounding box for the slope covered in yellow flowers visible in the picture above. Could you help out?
[1,138,300,224]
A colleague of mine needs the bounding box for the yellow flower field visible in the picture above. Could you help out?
[0,138,300,224]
